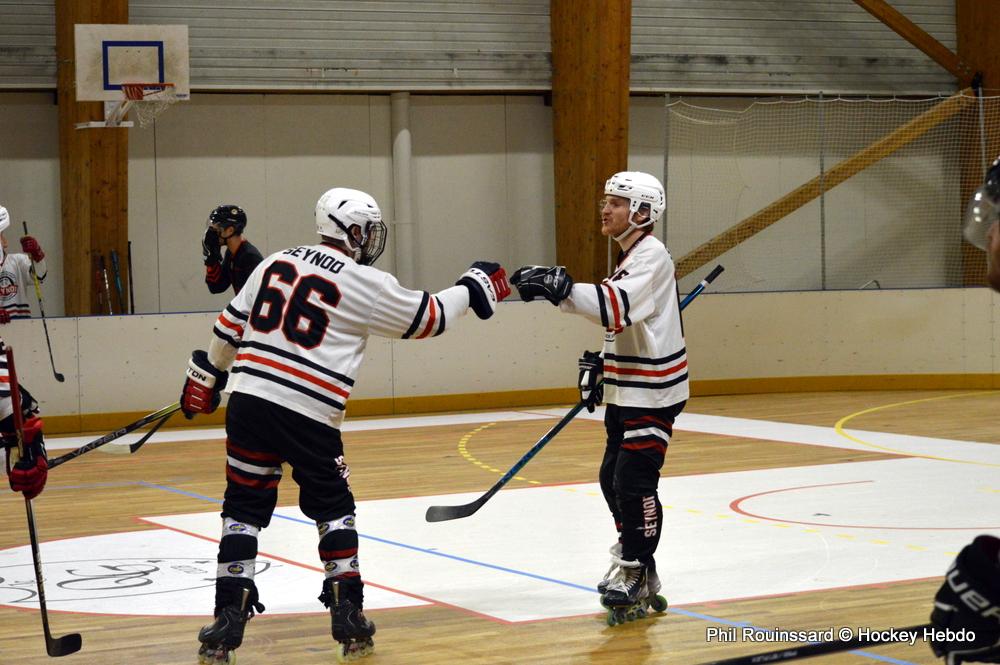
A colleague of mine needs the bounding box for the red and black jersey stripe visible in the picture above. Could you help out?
[604,348,688,390]
[402,292,446,339]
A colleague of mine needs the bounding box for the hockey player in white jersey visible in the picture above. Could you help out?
[180,187,510,664]
[0,205,48,323]
[510,171,683,625]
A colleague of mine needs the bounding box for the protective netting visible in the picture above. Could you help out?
[664,94,1000,293]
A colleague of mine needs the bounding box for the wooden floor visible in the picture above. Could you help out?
[2,389,997,665]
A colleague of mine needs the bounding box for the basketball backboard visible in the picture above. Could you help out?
[75,24,189,102]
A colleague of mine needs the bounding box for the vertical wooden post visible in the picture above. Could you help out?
[55,0,129,315]
[957,0,1000,286]
[550,0,631,283]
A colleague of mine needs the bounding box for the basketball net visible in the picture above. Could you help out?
[112,83,178,128]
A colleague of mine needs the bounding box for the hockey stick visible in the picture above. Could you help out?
[127,241,135,314]
[5,345,83,657]
[98,406,178,456]
[99,255,113,315]
[47,402,182,469]
[698,623,932,665]
[426,401,586,522]
[425,264,725,523]
[94,259,105,314]
[21,223,64,383]
[109,250,126,315]
[681,263,725,309]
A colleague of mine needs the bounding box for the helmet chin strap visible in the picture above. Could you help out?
[327,213,364,260]
[612,212,653,243]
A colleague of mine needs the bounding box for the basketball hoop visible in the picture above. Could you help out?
[114,82,178,128]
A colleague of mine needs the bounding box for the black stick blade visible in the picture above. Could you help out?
[53,373,65,383]
[426,484,502,522]
[425,498,486,522]
[129,412,172,453]
[46,632,82,657]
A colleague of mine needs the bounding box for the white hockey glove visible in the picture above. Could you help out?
[180,350,228,419]
[457,261,511,320]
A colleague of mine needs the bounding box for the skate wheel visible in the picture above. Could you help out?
[198,645,235,665]
[607,608,629,626]
[650,594,668,613]
[336,638,375,662]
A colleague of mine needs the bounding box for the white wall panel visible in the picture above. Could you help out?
[9,289,1000,420]
[505,96,555,270]
[151,95,268,313]
[119,93,555,312]
[0,317,80,416]
[260,94,393,269]
[127,115,160,313]
[410,96,511,290]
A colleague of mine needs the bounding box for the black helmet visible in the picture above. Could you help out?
[208,205,248,234]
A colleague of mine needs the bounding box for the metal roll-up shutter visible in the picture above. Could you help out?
[0,1,960,94]
[130,0,552,91]
[0,0,55,88]
[631,0,958,94]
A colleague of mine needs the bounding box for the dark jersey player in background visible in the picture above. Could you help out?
[202,204,264,295]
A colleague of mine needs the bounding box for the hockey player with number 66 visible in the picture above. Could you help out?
[180,187,510,664]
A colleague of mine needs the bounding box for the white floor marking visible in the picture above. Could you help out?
[0,529,428,616]
[139,457,999,623]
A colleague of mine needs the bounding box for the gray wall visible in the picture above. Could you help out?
[127,93,555,314]
[0,91,981,314]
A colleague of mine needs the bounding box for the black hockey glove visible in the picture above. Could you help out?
[202,226,222,266]
[180,350,228,419]
[578,351,604,413]
[929,535,1000,665]
[510,265,573,306]
[457,261,511,320]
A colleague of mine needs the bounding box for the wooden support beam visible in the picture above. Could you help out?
[55,0,129,316]
[853,0,974,84]
[550,0,631,283]
[676,90,974,279]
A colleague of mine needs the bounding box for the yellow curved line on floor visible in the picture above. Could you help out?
[834,391,1000,467]
[457,422,541,485]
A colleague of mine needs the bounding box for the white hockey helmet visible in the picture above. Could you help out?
[315,187,387,265]
[0,205,9,262]
[964,156,1000,250]
[604,171,665,242]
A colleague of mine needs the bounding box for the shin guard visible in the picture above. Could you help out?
[317,514,361,594]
